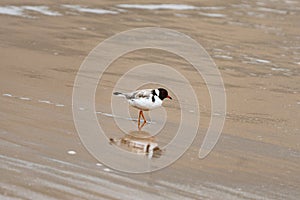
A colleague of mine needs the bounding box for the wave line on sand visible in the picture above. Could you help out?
[96,111,155,124]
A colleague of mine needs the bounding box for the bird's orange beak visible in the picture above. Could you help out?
[167,95,172,100]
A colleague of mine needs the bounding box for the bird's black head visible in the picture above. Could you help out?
[158,88,172,100]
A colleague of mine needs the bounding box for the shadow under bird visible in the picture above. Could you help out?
[113,88,172,128]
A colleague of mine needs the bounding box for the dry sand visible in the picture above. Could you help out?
[1,0,300,199]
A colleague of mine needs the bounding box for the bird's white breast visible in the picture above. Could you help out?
[128,95,162,111]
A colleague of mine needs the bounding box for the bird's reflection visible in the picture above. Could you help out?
[109,130,163,159]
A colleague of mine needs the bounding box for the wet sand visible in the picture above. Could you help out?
[1,0,300,199]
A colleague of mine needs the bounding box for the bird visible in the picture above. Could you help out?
[113,88,172,128]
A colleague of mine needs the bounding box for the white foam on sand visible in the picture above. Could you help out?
[257,7,288,15]
[103,168,112,172]
[244,56,271,64]
[271,67,290,72]
[96,111,136,121]
[2,93,67,109]
[96,111,155,124]
[38,100,53,104]
[198,11,226,18]
[284,0,298,4]
[22,6,61,16]
[19,97,31,101]
[213,55,233,60]
[0,6,24,17]
[62,5,118,14]
[3,93,13,97]
[198,6,225,10]
[254,59,270,64]
[117,4,198,10]
[67,150,77,155]
[0,5,61,17]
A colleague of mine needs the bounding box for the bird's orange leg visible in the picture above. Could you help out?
[138,110,147,130]
[141,111,147,123]
[138,110,142,127]
[138,121,146,130]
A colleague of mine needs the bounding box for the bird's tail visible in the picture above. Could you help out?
[113,92,124,96]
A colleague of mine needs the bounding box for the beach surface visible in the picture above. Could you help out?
[1,0,300,199]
